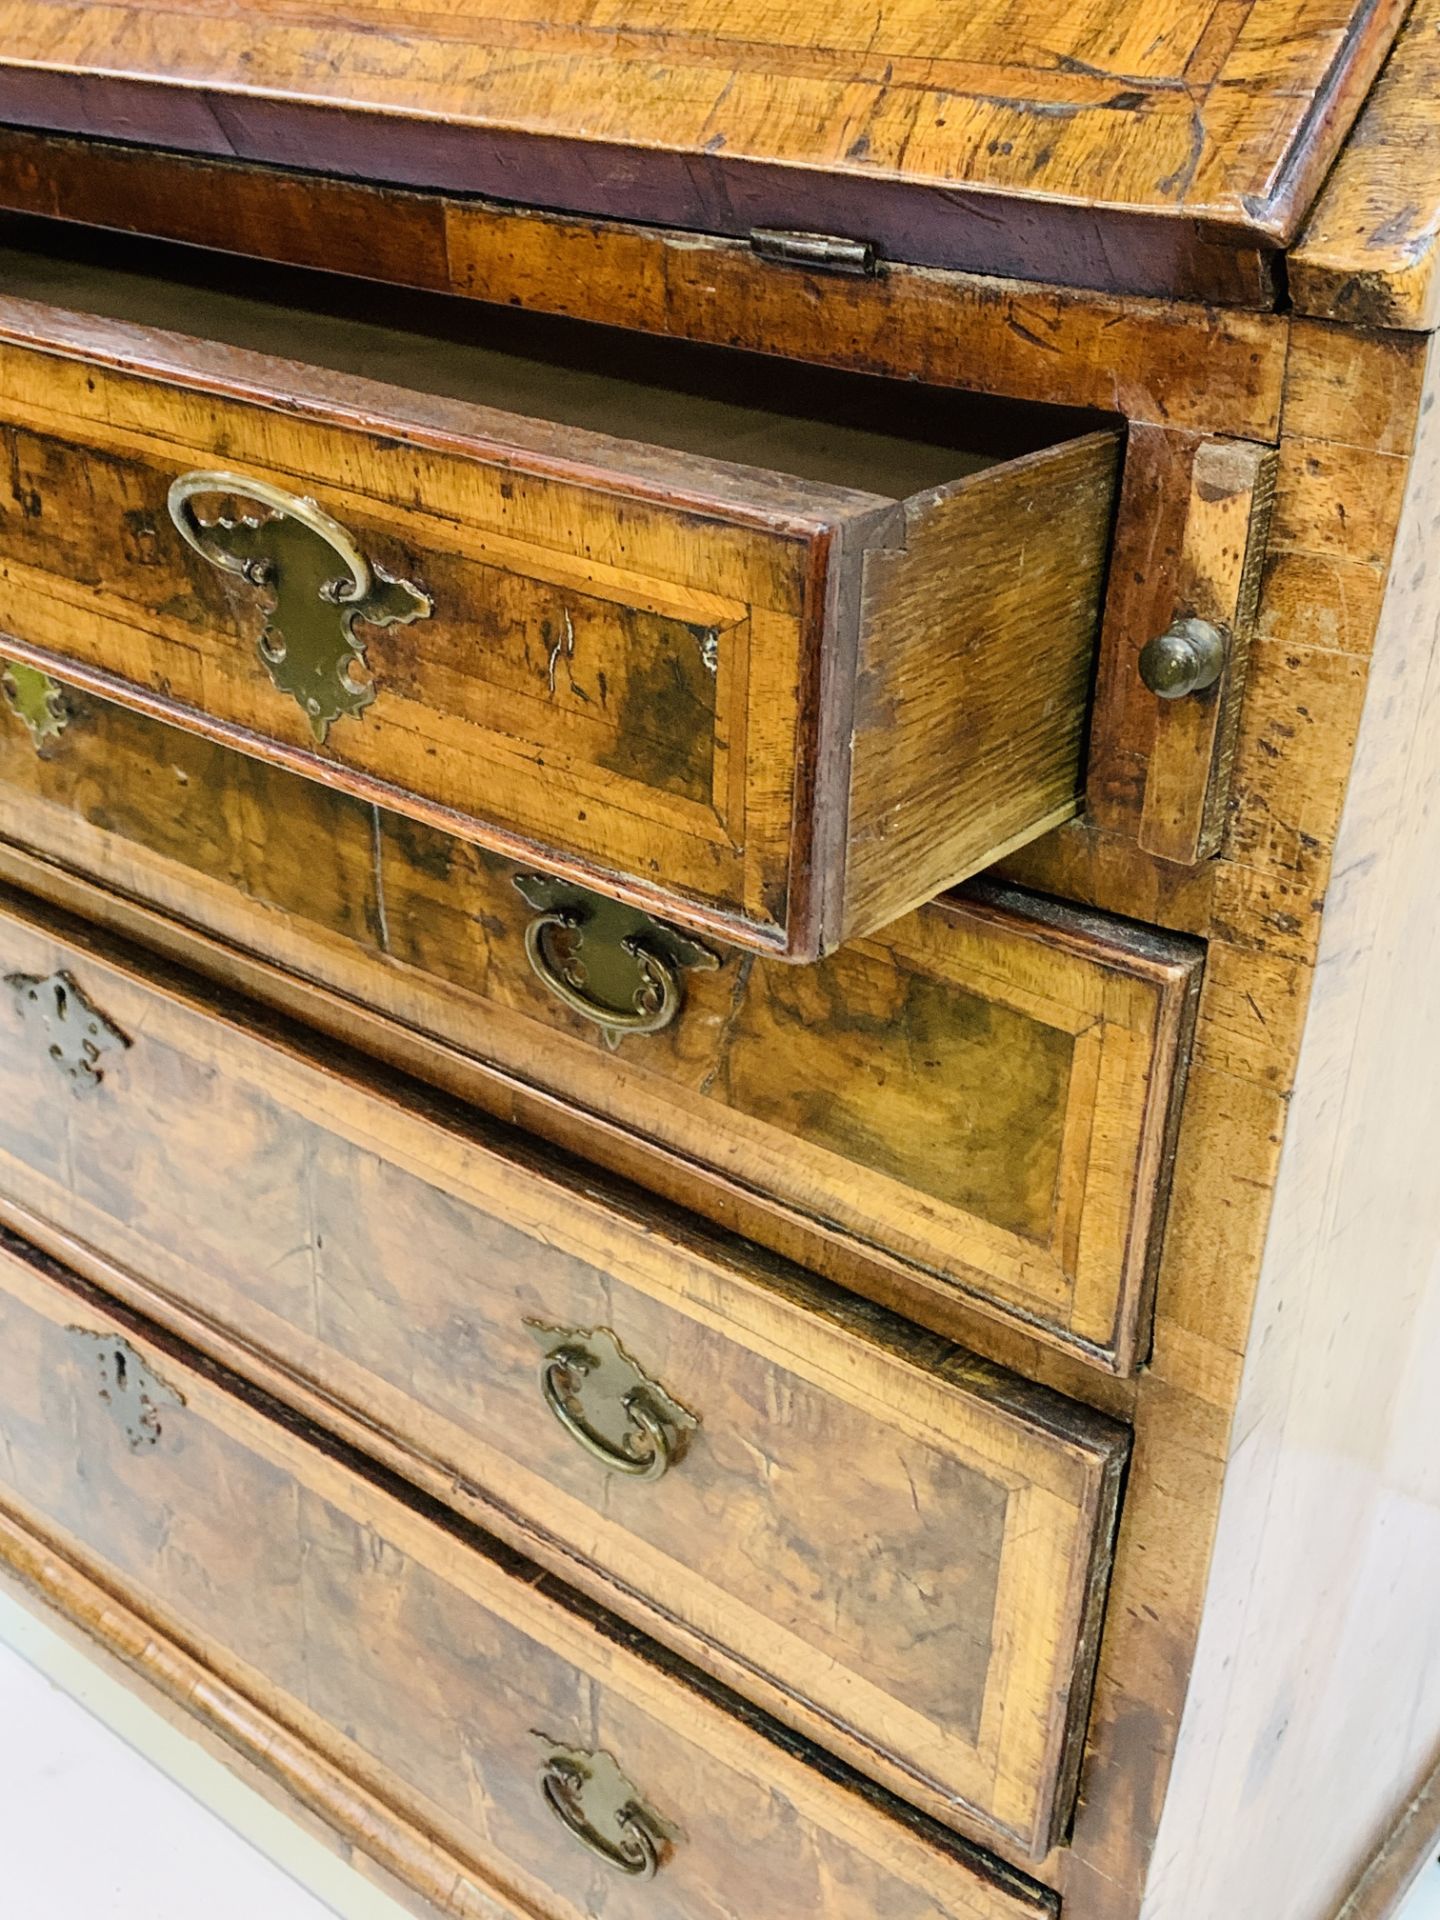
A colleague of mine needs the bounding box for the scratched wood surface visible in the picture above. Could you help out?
[1139,327,1440,1920]
[0,1233,1060,1920]
[0,884,1128,1861]
[1086,432,1278,864]
[0,238,1117,959]
[0,69,1433,1920]
[0,0,1408,301]
[1292,0,1440,330]
[996,320,1440,1920]
[0,151,1288,440]
[0,683,1200,1372]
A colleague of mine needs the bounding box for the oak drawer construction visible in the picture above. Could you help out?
[0,238,1119,960]
[0,885,1128,1858]
[0,682,1202,1371]
[0,1232,1061,1920]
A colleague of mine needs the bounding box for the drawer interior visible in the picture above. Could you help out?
[0,218,1107,499]
[0,217,1118,959]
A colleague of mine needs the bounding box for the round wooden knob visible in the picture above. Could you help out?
[1138,617,1227,699]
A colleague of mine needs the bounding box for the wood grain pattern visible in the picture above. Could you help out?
[1140,329,1440,1920]
[0,144,1289,440]
[0,884,1128,1860]
[995,267,1440,1920]
[0,0,1406,301]
[1085,430,1277,862]
[1291,0,1440,329]
[0,62,1431,1920]
[0,681,1200,1371]
[0,1231,1059,1920]
[0,243,1117,959]
[844,444,1115,935]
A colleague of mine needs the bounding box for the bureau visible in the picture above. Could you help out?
[0,4,1437,1919]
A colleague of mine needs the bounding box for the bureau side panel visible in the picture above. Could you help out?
[1142,330,1440,1920]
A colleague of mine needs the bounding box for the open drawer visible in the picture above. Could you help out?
[0,233,1119,959]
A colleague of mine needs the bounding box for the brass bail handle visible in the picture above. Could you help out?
[512,875,721,1048]
[541,1350,674,1481]
[167,471,373,601]
[538,1755,663,1880]
[166,470,431,745]
[530,1325,697,1482]
[524,911,684,1038]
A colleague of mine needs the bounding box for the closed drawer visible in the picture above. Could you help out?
[0,682,1201,1370]
[0,1234,1061,1920]
[0,235,1118,959]
[0,886,1126,1860]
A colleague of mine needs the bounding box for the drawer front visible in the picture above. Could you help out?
[0,1236,1058,1920]
[0,887,1126,1859]
[0,682,1201,1369]
[0,252,1117,957]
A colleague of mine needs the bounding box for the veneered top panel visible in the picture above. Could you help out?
[0,0,1409,302]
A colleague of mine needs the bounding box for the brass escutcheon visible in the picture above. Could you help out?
[512,873,719,1048]
[537,1743,672,1879]
[70,1329,183,1452]
[1,659,69,748]
[5,970,130,1094]
[527,1323,697,1482]
[167,470,431,744]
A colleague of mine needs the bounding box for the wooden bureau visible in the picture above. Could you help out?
[0,4,1437,1918]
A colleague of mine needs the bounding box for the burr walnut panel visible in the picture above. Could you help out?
[0,887,1127,1860]
[0,682,1200,1370]
[0,0,1407,301]
[0,1233,1062,1920]
[0,242,1118,960]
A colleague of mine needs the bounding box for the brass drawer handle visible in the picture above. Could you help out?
[2,659,70,748]
[539,1747,668,1879]
[525,910,683,1038]
[513,873,719,1048]
[529,1324,697,1482]
[167,470,431,745]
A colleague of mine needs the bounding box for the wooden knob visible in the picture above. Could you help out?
[1138,617,1227,699]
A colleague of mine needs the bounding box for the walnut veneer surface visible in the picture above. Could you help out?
[0,4,1439,1920]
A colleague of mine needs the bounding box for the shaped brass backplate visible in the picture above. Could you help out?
[1,659,68,747]
[536,1740,675,1879]
[513,873,720,1048]
[6,969,131,1094]
[167,471,431,744]
[526,1322,698,1481]
[69,1329,184,1452]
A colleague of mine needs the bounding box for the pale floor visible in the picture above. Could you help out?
[0,1594,1436,1920]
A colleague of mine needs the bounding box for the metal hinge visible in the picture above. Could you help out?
[749,229,879,276]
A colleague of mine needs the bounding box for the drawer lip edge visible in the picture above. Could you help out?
[0,289,915,533]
